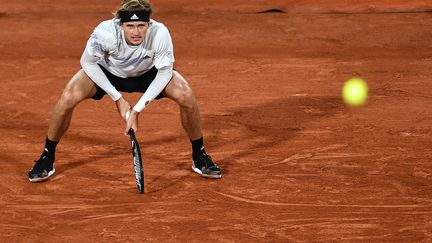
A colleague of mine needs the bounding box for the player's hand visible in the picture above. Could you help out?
[124,109,139,135]
[115,97,131,121]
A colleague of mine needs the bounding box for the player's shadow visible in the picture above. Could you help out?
[18,96,343,191]
[201,96,344,175]
[55,155,112,174]
[144,162,191,194]
[138,96,344,183]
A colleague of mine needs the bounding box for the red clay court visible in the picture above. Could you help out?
[0,0,431,241]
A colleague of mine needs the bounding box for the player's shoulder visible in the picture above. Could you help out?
[149,19,170,37]
[150,19,168,29]
[94,19,120,33]
[92,19,121,48]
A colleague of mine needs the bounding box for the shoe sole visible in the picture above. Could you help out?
[192,164,222,179]
[29,168,55,182]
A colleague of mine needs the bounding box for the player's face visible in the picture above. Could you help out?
[122,21,149,45]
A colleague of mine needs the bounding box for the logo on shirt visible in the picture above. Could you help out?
[131,14,139,20]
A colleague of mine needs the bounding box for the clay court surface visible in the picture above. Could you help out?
[1,0,431,241]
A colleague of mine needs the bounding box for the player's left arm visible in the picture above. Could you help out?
[124,26,175,134]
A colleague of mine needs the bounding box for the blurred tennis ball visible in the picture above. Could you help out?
[342,77,368,106]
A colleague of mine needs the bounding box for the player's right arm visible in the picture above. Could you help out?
[80,21,131,121]
[80,21,122,101]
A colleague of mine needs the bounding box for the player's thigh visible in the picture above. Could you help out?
[63,69,97,101]
[162,71,194,102]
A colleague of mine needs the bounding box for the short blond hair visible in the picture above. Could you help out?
[113,0,152,19]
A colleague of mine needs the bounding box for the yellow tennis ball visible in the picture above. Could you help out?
[342,78,368,106]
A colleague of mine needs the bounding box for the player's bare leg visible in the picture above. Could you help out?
[48,69,98,141]
[163,71,202,140]
[163,71,221,178]
[29,69,97,182]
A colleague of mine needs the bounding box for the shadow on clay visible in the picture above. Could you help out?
[201,96,345,175]
[12,96,344,190]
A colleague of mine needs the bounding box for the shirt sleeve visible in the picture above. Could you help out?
[80,22,122,101]
[80,50,122,101]
[85,21,118,57]
[132,65,173,112]
[153,27,175,69]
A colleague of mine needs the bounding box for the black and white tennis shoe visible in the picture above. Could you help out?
[192,154,222,179]
[28,151,55,182]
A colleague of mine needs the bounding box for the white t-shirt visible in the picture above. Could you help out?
[86,18,175,77]
[80,18,175,112]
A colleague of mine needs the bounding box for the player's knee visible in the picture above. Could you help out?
[59,88,81,110]
[176,87,196,109]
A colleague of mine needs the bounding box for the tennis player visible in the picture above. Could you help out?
[28,0,222,182]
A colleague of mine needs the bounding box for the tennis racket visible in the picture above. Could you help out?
[128,128,144,193]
